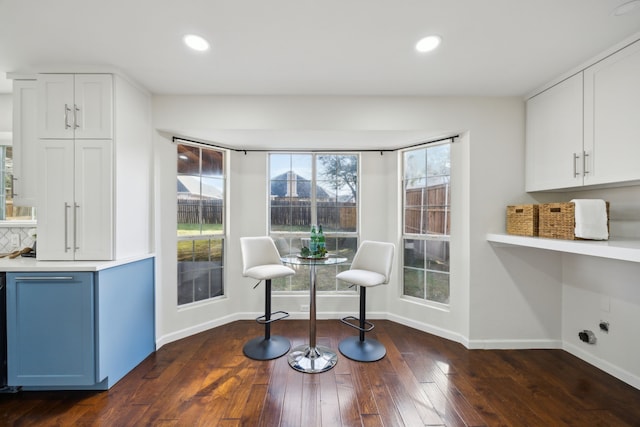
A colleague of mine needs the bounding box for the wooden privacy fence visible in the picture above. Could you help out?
[178,199,223,224]
[177,198,357,230]
[404,184,450,235]
[270,199,356,230]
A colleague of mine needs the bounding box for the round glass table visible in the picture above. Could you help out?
[281,254,347,373]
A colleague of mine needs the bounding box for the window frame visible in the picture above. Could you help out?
[176,142,227,307]
[400,141,451,307]
[268,152,360,294]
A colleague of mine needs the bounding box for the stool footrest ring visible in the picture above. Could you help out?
[340,315,375,332]
[256,310,290,324]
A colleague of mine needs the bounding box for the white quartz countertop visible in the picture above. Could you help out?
[0,254,155,272]
[487,233,640,263]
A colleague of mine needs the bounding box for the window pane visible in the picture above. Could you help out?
[427,271,449,304]
[427,144,450,177]
[317,155,357,233]
[404,148,427,184]
[178,238,224,305]
[403,268,424,299]
[270,154,313,232]
[403,239,425,268]
[425,240,449,272]
[201,149,223,177]
[202,177,224,234]
[178,145,199,175]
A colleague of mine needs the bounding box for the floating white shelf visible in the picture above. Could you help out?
[486,233,640,263]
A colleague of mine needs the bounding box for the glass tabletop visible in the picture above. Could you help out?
[281,254,347,265]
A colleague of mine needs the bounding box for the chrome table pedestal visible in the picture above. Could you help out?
[281,255,346,373]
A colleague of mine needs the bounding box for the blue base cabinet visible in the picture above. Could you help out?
[6,258,154,390]
[7,272,95,386]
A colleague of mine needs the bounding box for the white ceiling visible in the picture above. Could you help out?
[1,0,640,97]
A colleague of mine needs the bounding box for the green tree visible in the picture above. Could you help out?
[318,155,357,201]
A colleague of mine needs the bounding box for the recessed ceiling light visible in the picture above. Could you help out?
[612,0,640,15]
[416,35,442,53]
[183,34,210,52]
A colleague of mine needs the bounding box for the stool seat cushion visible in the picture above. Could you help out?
[336,269,386,288]
[245,264,295,280]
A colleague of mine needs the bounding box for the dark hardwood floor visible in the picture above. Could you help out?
[1,319,640,426]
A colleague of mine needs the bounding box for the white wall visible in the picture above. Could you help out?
[552,185,640,388]
[152,95,564,353]
[0,93,11,131]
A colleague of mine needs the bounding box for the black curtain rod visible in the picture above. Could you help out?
[172,134,458,154]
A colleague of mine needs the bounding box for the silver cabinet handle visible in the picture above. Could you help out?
[64,104,72,129]
[74,203,80,250]
[65,202,71,252]
[74,104,80,129]
[13,276,74,281]
[583,151,590,175]
[573,153,581,177]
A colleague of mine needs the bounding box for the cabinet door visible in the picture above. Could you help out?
[36,140,75,260]
[74,140,113,260]
[12,80,38,207]
[37,74,75,139]
[74,75,113,139]
[584,40,640,186]
[525,73,584,191]
[37,74,113,140]
[6,272,95,387]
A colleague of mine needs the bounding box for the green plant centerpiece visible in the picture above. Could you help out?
[300,246,327,258]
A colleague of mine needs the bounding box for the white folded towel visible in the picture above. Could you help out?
[571,199,608,240]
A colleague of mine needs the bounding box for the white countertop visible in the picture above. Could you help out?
[0,254,155,272]
[487,233,640,263]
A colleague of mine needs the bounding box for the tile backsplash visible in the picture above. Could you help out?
[0,226,36,253]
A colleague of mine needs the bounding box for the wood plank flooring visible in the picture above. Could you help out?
[1,319,640,426]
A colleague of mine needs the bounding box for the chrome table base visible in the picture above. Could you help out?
[288,344,338,373]
[281,254,347,374]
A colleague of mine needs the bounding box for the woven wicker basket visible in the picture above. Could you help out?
[538,202,609,240]
[506,204,539,236]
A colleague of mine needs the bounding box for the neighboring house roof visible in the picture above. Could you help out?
[270,172,330,199]
[177,176,223,199]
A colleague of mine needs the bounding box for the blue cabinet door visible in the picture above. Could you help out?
[6,272,95,386]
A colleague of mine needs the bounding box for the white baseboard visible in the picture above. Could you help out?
[563,341,640,390]
[466,338,563,350]
[385,312,469,347]
[155,312,242,349]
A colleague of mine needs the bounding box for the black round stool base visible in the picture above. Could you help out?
[338,336,386,362]
[243,335,291,360]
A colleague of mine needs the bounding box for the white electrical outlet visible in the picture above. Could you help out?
[11,234,20,248]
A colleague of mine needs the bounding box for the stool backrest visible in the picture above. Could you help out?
[240,236,283,276]
[350,240,395,284]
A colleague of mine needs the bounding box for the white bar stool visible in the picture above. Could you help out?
[240,236,295,360]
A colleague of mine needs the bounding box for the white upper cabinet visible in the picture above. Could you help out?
[30,72,152,261]
[584,39,640,186]
[526,38,640,191]
[525,73,584,192]
[38,74,113,140]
